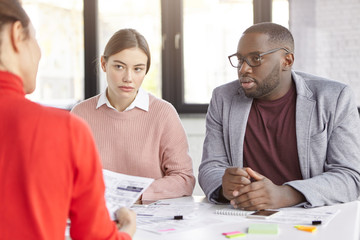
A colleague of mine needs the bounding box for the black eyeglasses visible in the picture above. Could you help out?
[228,47,291,68]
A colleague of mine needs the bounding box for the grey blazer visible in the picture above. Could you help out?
[199,70,360,207]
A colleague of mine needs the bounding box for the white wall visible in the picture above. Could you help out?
[179,114,206,196]
[290,0,360,104]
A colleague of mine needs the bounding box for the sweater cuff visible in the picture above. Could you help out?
[211,185,230,204]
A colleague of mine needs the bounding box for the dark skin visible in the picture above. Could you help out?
[221,33,306,211]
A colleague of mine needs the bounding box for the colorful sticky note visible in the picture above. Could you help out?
[248,223,278,235]
[295,225,317,233]
[225,233,246,238]
[222,231,242,236]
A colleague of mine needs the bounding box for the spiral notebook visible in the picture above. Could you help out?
[215,208,254,216]
[215,206,339,226]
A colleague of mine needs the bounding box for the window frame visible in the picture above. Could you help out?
[83,0,273,113]
[84,0,99,99]
[161,0,273,113]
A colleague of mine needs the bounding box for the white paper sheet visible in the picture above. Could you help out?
[102,169,154,220]
[256,207,340,226]
[130,201,221,234]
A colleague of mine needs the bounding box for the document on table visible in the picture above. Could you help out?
[103,169,154,220]
[260,207,340,226]
[130,200,222,234]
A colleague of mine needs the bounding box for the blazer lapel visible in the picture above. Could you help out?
[293,71,315,179]
[295,97,315,179]
[229,90,252,167]
[227,71,315,177]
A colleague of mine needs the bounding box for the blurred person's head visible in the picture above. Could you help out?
[0,0,41,94]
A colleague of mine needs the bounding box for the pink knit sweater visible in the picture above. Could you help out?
[71,94,195,200]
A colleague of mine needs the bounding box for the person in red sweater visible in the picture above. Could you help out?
[0,0,136,239]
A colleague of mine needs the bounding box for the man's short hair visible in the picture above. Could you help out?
[244,22,294,52]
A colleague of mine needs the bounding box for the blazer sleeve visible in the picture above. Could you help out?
[286,85,360,207]
[198,88,232,203]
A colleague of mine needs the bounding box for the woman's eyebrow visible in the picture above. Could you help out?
[113,60,126,65]
[112,60,146,67]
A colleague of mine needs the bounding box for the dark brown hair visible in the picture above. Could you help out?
[0,0,30,37]
[102,28,151,74]
[0,0,30,62]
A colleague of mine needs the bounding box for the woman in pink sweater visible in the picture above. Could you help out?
[71,29,195,201]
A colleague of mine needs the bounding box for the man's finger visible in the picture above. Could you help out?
[226,167,250,177]
[245,167,264,181]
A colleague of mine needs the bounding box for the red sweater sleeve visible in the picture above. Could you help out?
[68,116,131,240]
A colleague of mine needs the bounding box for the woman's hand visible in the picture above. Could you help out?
[115,207,137,237]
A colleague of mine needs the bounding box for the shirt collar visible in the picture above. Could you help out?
[96,87,149,112]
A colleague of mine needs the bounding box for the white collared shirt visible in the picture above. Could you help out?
[96,87,149,112]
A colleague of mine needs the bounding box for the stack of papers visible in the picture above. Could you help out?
[257,207,340,226]
[102,169,154,220]
[130,201,219,234]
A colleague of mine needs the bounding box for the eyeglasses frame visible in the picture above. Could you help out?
[228,47,292,68]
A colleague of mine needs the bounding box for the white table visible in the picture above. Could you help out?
[133,196,360,240]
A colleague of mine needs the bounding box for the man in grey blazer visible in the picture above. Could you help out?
[198,22,360,210]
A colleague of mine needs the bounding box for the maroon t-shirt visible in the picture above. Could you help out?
[243,83,303,185]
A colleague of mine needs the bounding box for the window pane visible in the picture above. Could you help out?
[23,0,84,109]
[183,0,253,104]
[272,0,289,28]
[98,0,162,98]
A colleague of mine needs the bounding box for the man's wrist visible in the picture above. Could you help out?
[216,186,230,203]
[282,185,306,207]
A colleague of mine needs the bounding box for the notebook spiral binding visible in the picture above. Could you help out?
[215,209,253,216]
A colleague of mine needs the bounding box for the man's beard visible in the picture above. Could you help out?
[241,63,280,99]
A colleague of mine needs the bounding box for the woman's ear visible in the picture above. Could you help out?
[10,21,25,53]
[282,52,294,71]
[100,56,107,72]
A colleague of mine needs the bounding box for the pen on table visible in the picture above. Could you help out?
[153,202,170,205]
[136,214,184,220]
[137,213,154,217]
[113,213,156,223]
